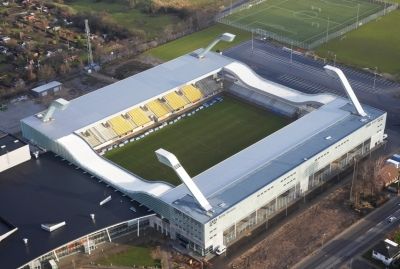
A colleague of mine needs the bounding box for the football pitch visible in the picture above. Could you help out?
[105,95,290,186]
[223,0,384,45]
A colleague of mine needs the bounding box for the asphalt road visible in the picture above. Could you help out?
[294,197,400,269]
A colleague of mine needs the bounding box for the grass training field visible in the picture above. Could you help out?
[105,95,290,186]
[224,0,384,44]
[97,246,160,267]
[147,23,251,61]
[317,10,400,78]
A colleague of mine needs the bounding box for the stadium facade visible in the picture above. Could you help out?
[21,48,386,257]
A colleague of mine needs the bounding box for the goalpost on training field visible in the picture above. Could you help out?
[311,5,322,13]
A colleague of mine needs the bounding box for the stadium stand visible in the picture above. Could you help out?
[128,107,152,127]
[181,85,203,103]
[229,84,298,117]
[88,127,106,144]
[93,123,118,141]
[108,116,135,136]
[81,131,101,148]
[195,78,221,96]
[164,91,189,110]
[146,100,171,119]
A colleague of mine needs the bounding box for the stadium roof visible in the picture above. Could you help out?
[0,153,150,269]
[21,51,235,140]
[160,98,385,223]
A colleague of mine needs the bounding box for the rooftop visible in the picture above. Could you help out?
[373,239,400,258]
[0,133,27,157]
[31,81,62,93]
[21,51,235,140]
[0,153,150,269]
[160,99,385,223]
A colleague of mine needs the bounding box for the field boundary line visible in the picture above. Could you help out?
[307,2,397,47]
[252,20,298,35]
[320,0,364,9]
[230,0,291,24]
[300,4,381,43]
[273,5,342,25]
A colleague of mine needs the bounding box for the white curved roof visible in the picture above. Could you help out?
[224,61,336,105]
[58,134,172,196]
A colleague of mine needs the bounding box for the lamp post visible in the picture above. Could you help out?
[373,66,378,91]
[251,29,254,53]
[326,17,330,43]
[322,233,327,248]
[290,41,293,63]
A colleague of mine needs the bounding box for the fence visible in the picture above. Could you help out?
[308,1,398,48]
[216,0,268,20]
[217,0,399,49]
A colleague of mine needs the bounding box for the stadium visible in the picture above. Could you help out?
[21,35,386,257]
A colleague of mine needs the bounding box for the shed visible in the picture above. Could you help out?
[31,81,62,97]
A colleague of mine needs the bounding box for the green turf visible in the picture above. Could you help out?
[97,246,160,267]
[147,24,252,61]
[105,95,290,186]
[316,10,400,78]
[224,0,384,44]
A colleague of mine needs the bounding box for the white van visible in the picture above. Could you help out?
[215,245,227,255]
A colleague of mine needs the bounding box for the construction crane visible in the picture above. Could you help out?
[84,19,94,68]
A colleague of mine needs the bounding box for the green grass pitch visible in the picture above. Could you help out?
[317,10,400,78]
[97,246,160,267]
[105,95,290,186]
[224,0,384,44]
[147,24,251,61]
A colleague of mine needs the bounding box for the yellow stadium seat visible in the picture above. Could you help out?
[181,85,203,103]
[146,100,170,119]
[128,108,151,126]
[108,115,134,136]
[164,91,189,110]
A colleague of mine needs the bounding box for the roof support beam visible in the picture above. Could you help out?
[324,65,367,117]
[155,148,212,212]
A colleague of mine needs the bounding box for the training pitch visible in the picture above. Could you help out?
[223,0,384,45]
[105,95,290,186]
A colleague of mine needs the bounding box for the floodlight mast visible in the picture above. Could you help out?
[42,98,70,122]
[196,33,236,59]
[323,65,367,117]
[155,148,212,212]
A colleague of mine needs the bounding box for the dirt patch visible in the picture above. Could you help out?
[101,54,161,80]
[229,185,359,269]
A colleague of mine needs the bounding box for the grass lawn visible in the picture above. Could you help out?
[147,23,251,61]
[316,10,400,78]
[55,0,179,38]
[97,246,160,267]
[223,0,383,44]
[105,95,290,186]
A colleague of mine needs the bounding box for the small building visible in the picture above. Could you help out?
[380,164,399,187]
[31,81,62,97]
[372,239,400,266]
[0,133,31,173]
